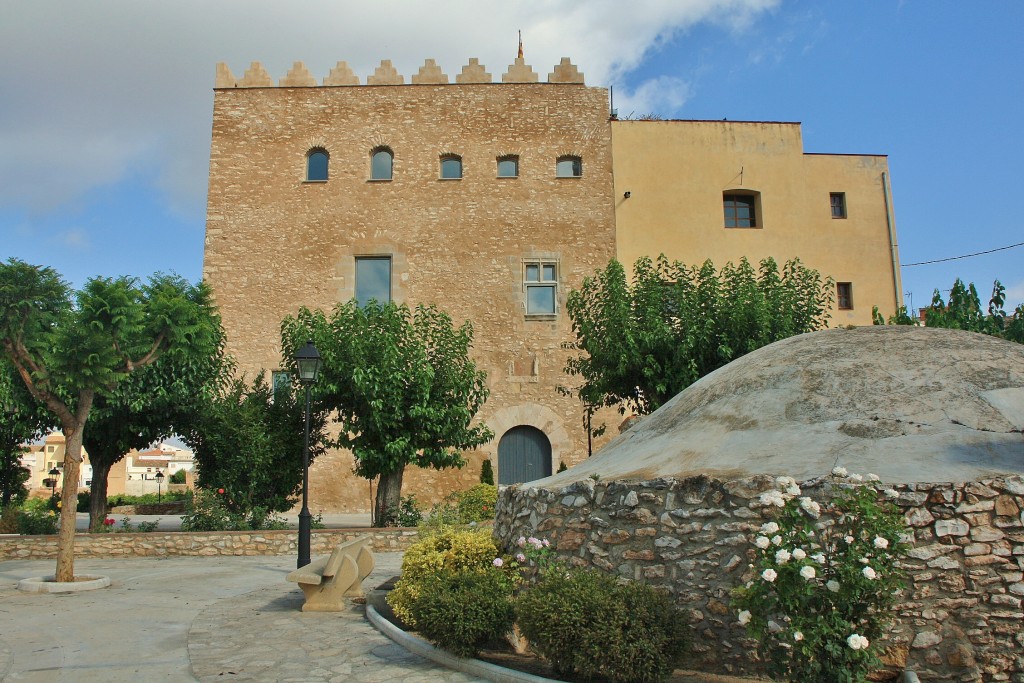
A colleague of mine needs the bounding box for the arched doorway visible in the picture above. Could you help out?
[498,425,552,485]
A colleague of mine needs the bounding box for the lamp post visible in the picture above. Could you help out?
[48,466,60,500]
[294,340,322,568]
[155,470,165,504]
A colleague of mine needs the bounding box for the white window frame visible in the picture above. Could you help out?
[524,259,558,316]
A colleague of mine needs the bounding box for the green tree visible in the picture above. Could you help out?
[281,300,492,526]
[183,372,327,522]
[565,255,834,417]
[928,279,1023,342]
[81,323,230,530]
[0,259,221,581]
[1,360,53,507]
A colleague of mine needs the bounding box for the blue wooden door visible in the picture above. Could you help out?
[498,426,552,485]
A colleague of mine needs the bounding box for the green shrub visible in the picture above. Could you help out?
[515,568,688,682]
[169,470,187,484]
[411,569,514,657]
[387,528,505,626]
[14,508,60,535]
[455,484,497,522]
[479,459,494,485]
[731,472,909,683]
[180,488,247,531]
[0,506,18,533]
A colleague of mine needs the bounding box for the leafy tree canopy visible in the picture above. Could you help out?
[874,279,1023,343]
[564,255,834,417]
[0,360,54,506]
[280,300,492,524]
[0,258,222,579]
[183,371,326,523]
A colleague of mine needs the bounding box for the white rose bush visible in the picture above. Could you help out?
[731,472,909,682]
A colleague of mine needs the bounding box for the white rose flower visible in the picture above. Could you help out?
[760,521,780,534]
[775,476,796,488]
[811,553,826,564]
[865,473,880,481]
[874,536,889,549]
[800,565,816,580]
[762,568,778,582]
[785,484,802,497]
[794,631,804,641]
[771,535,783,546]
[849,473,863,483]
[738,610,752,625]
[755,536,771,549]
[883,488,899,499]
[826,580,840,592]
[862,566,877,579]
[832,466,848,477]
[775,549,791,564]
[792,548,806,560]
[847,633,869,650]
[844,535,855,544]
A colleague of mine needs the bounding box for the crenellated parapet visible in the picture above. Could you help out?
[215,57,585,88]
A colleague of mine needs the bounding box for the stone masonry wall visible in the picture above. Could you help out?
[494,475,1024,682]
[203,59,618,512]
[0,528,418,561]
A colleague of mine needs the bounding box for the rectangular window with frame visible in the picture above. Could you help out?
[524,260,558,315]
[837,282,854,310]
[830,192,847,219]
[355,256,392,306]
[724,194,758,228]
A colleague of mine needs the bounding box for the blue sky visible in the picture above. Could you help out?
[2,1,1022,313]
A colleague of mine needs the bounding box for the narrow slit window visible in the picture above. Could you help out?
[830,192,847,219]
[306,149,328,181]
[837,282,854,310]
[370,148,393,181]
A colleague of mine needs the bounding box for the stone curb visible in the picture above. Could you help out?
[16,574,111,593]
[366,604,559,683]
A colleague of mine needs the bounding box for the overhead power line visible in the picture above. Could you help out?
[901,241,1024,267]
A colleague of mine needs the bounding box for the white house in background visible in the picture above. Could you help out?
[19,432,93,492]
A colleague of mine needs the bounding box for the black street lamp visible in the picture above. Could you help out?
[295,340,322,568]
[155,470,165,504]
[48,466,60,499]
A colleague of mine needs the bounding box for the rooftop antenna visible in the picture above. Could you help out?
[518,30,523,59]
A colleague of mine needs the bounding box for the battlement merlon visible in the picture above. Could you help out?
[215,58,585,88]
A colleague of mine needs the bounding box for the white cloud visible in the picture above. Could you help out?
[0,0,778,217]
[1003,280,1024,309]
[616,76,693,119]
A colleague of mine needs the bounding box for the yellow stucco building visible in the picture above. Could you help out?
[612,119,901,325]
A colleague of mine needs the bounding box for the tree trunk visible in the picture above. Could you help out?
[56,425,84,582]
[373,467,405,527]
[88,459,112,531]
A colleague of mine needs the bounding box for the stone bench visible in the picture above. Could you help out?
[285,536,375,612]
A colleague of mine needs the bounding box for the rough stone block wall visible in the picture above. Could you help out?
[494,475,1024,682]
[0,528,418,560]
[203,65,617,512]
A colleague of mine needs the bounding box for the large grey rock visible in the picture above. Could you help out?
[538,327,1024,486]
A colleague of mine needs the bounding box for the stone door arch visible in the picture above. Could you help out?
[497,426,552,485]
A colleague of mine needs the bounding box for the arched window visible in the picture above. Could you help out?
[370,148,393,181]
[497,156,519,178]
[440,155,462,179]
[306,149,328,181]
[556,156,582,178]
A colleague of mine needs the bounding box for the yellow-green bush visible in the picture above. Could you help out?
[455,483,497,522]
[387,528,502,625]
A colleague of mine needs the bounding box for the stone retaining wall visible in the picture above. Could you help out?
[494,475,1024,683]
[0,528,419,560]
